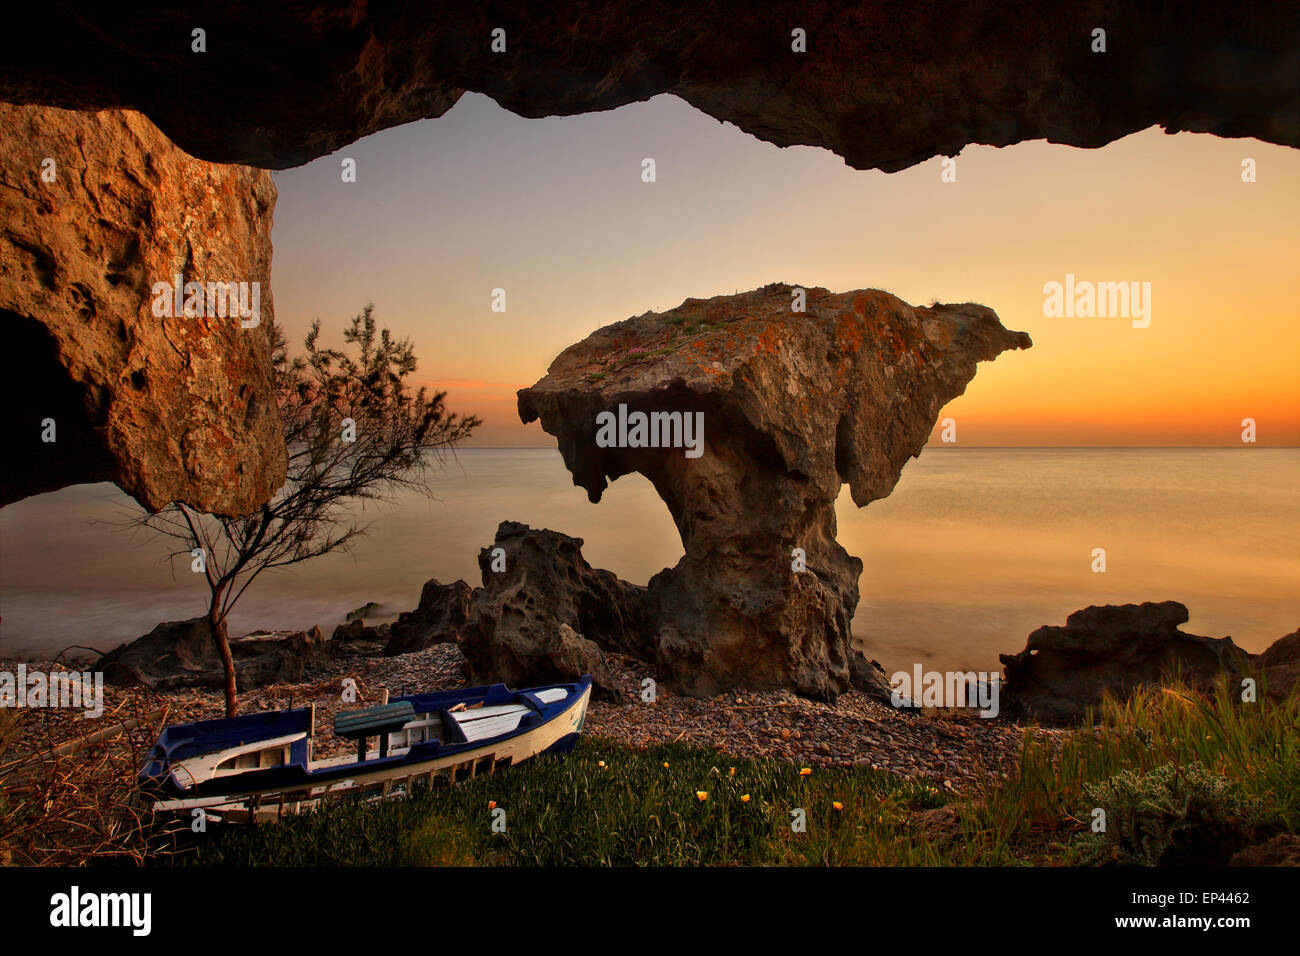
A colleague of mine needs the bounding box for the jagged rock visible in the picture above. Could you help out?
[0,4,1294,171]
[999,602,1256,724]
[458,522,643,697]
[385,579,473,656]
[95,619,330,690]
[0,103,284,514]
[330,619,391,657]
[94,618,214,688]
[462,612,618,699]
[519,284,1029,699]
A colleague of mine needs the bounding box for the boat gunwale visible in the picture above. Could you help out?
[139,677,593,804]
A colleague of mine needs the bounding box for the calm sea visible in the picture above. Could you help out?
[1,448,1296,673]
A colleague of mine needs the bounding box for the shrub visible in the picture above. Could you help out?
[1078,761,1264,866]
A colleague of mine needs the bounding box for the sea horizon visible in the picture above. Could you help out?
[3,445,1296,677]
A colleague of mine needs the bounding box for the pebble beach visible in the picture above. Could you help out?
[3,645,1065,796]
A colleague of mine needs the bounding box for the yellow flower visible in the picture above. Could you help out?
[799,768,812,777]
[729,767,736,775]
[740,794,751,803]
[696,791,708,801]
[832,801,843,811]
[597,760,606,768]
[663,761,670,768]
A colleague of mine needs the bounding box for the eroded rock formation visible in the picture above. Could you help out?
[1,4,1295,171]
[2,7,1294,513]
[458,521,650,698]
[0,103,284,513]
[998,601,1258,724]
[385,579,474,656]
[518,283,1030,699]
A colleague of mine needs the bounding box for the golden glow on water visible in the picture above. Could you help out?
[3,449,1296,674]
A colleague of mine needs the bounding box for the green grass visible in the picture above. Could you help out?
[154,678,1297,867]
[949,677,1298,865]
[164,742,949,867]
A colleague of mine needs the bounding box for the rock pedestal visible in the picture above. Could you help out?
[518,284,1030,699]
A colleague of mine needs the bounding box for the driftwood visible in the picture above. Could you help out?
[49,708,167,758]
[0,707,166,773]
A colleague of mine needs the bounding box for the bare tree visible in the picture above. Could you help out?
[130,306,480,716]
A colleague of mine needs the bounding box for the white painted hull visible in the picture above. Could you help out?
[154,684,591,822]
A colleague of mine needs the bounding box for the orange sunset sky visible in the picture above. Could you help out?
[269,93,1300,447]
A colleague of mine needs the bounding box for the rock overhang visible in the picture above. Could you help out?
[516,282,1030,698]
[0,2,1294,171]
[518,283,1032,510]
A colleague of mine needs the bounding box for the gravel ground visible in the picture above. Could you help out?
[4,647,1064,793]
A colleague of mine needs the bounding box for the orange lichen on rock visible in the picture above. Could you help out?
[0,102,283,513]
[515,282,1030,700]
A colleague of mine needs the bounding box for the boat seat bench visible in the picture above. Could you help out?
[333,701,415,761]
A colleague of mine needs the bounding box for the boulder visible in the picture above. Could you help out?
[329,619,391,657]
[519,283,1029,699]
[462,619,618,701]
[458,522,643,697]
[849,651,895,705]
[385,579,474,656]
[229,626,332,687]
[95,619,330,690]
[1260,629,1300,666]
[0,103,284,514]
[345,602,383,622]
[0,4,1294,172]
[1257,628,1300,701]
[999,602,1256,724]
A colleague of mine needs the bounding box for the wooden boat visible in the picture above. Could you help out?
[139,676,593,822]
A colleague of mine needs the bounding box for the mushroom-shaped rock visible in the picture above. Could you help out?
[518,283,1031,699]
